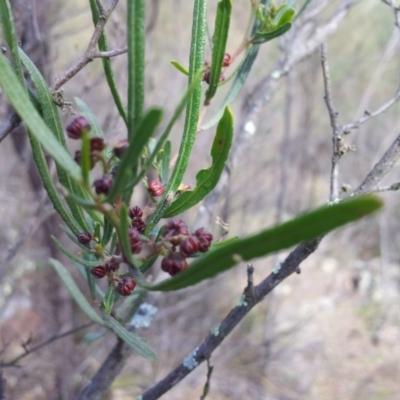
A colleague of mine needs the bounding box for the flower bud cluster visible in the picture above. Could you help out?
[161,219,213,276]
[129,206,146,234]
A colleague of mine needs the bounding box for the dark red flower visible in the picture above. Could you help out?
[132,217,146,234]
[193,227,213,252]
[129,206,143,218]
[116,277,136,296]
[180,236,200,257]
[66,116,91,139]
[161,253,188,276]
[90,137,106,152]
[77,231,92,245]
[128,228,143,254]
[223,53,231,67]
[148,180,164,197]
[164,220,189,246]
[113,139,129,159]
[93,175,113,195]
[90,265,106,278]
[105,258,119,272]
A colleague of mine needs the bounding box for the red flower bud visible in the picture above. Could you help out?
[90,137,106,152]
[129,206,143,218]
[90,265,107,278]
[193,227,213,252]
[116,277,136,296]
[161,253,188,276]
[132,217,146,234]
[203,70,211,84]
[128,228,143,254]
[93,175,113,195]
[77,231,92,245]
[164,219,189,246]
[66,116,91,139]
[113,139,129,159]
[180,236,200,257]
[148,180,164,197]
[105,258,119,272]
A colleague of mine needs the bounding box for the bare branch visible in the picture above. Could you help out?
[321,43,341,201]
[50,0,119,91]
[1,322,93,368]
[342,83,400,133]
[0,113,21,144]
[199,359,214,400]
[93,47,128,59]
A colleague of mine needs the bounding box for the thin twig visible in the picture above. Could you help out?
[50,0,119,91]
[0,322,93,368]
[371,182,400,193]
[342,83,400,133]
[321,43,341,201]
[199,359,214,400]
[0,113,21,144]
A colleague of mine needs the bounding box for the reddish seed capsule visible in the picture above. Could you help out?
[105,258,119,272]
[116,277,136,296]
[161,253,188,276]
[180,235,200,257]
[193,227,213,252]
[128,228,143,254]
[164,219,189,246]
[93,175,113,195]
[77,231,92,245]
[129,206,143,219]
[223,53,231,67]
[90,137,106,152]
[132,217,146,234]
[148,180,164,197]
[66,116,91,139]
[113,139,129,159]
[91,265,107,278]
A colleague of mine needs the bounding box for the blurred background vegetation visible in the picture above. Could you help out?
[1,0,400,399]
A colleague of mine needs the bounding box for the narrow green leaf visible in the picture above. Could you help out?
[148,196,383,291]
[103,286,117,314]
[127,0,145,139]
[19,49,89,231]
[102,314,156,361]
[50,259,104,324]
[275,8,295,26]
[51,236,104,267]
[106,108,162,202]
[102,218,114,246]
[81,131,91,189]
[205,0,232,103]
[160,141,172,184]
[171,60,189,76]
[132,70,204,192]
[88,0,127,125]
[145,0,207,233]
[164,107,233,217]
[0,0,25,85]
[201,0,268,130]
[252,23,292,45]
[0,53,82,181]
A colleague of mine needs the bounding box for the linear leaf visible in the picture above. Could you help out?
[164,107,233,217]
[103,286,117,314]
[50,259,104,325]
[103,314,156,361]
[148,196,383,291]
[0,0,25,85]
[145,0,207,233]
[106,108,163,202]
[0,53,82,181]
[88,0,127,125]
[127,0,145,139]
[51,235,104,267]
[160,141,171,184]
[252,23,293,45]
[205,0,232,103]
[19,49,89,231]
[171,60,189,76]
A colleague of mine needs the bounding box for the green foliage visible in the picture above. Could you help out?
[0,0,385,363]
